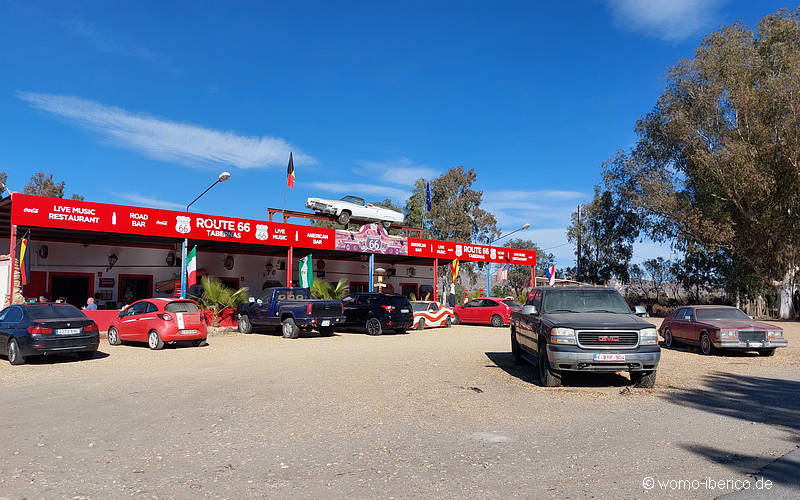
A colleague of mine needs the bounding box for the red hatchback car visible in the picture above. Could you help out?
[453,297,522,327]
[107,298,207,350]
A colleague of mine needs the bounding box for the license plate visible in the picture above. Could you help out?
[321,320,330,327]
[56,328,81,335]
[401,309,409,313]
[593,353,625,361]
[180,329,198,335]
[747,341,763,348]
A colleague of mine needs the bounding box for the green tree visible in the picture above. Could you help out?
[23,172,83,199]
[500,238,553,296]
[310,278,349,299]
[567,186,639,283]
[404,178,429,232]
[194,276,249,327]
[671,244,726,303]
[603,9,800,317]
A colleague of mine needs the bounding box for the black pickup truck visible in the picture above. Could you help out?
[510,285,660,387]
[237,287,345,338]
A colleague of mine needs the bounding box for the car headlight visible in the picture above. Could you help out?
[719,330,738,340]
[767,330,783,339]
[550,327,576,344]
[639,327,658,345]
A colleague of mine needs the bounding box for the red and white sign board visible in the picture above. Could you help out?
[407,237,536,266]
[11,194,336,250]
[10,194,536,266]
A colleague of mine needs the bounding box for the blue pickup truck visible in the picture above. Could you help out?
[236,287,345,339]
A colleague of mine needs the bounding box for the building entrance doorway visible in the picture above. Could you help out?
[50,274,93,308]
[119,275,153,306]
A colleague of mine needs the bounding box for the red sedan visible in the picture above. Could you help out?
[107,298,207,350]
[659,305,787,356]
[453,297,522,327]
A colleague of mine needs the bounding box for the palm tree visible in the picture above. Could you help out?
[194,276,249,326]
[310,278,349,299]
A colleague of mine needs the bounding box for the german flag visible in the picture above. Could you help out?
[19,230,31,286]
[287,152,295,189]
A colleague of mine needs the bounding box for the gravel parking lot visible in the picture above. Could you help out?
[1,319,799,499]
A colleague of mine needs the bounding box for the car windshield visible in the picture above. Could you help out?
[411,302,427,312]
[542,289,631,314]
[341,196,364,205]
[26,304,86,320]
[695,308,750,321]
[502,300,521,307]
[165,301,200,313]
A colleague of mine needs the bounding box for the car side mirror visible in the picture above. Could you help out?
[522,304,538,315]
[256,299,263,305]
[249,296,255,303]
[634,305,647,317]
[748,315,754,320]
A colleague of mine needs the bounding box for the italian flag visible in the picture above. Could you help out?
[187,245,198,287]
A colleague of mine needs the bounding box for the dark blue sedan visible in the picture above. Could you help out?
[0,303,100,365]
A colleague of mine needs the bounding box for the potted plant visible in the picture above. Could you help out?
[194,277,249,327]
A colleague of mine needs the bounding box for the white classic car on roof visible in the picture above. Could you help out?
[306,195,405,227]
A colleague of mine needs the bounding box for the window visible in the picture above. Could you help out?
[502,300,521,308]
[342,295,356,304]
[463,300,481,308]
[144,302,158,313]
[165,301,200,313]
[695,308,749,321]
[479,299,497,307]
[27,304,86,320]
[411,302,427,312]
[341,195,365,205]
[4,307,23,323]
[0,307,8,322]
[428,303,438,312]
[542,289,631,314]
[128,302,149,316]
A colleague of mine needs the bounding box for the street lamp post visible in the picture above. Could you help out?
[486,223,530,296]
[180,171,231,298]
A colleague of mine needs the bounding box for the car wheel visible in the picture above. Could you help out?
[366,318,382,336]
[381,221,392,229]
[700,332,714,355]
[319,326,334,337]
[148,330,165,350]
[281,318,300,339]
[337,210,351,225]
[77,350,96,360]
[192,339,206,347]
[631,370,657,388]
[511,331,524,365]
[238,314,253,334]
[7,338,25,365]
[663,328,674,348]
[537,345,561,387]
[416,319,425,330]
[107,327,122,346]
[758,348,776,357]
[445,317,452,328]
[453,314,461,325]
[490,314,503,327]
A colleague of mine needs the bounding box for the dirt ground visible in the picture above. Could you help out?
[1,320,798,499]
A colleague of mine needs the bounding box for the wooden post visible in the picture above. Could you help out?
[286,247,294,286]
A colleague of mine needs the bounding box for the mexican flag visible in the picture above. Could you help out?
[187,245,198,287]
[299,254,313,288]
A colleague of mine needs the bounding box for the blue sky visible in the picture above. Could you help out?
[0,0,789,266]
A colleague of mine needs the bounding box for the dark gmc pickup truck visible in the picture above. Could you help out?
[510,285,660,388]
[237,287,345,339]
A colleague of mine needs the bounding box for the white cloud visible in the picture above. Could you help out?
[485,189,584,202]
[18,91,315,169]
[604,0,726,42]
[108,192,185,210]
[356,158,438,186]
[308,182,410,201]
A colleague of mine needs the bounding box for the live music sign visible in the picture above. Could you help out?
[11,194,336,250]
[407,237,536,265]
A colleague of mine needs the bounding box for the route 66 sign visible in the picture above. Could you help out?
[255,224,269,241]
[366,236,381,252]
[175,215,191,234]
